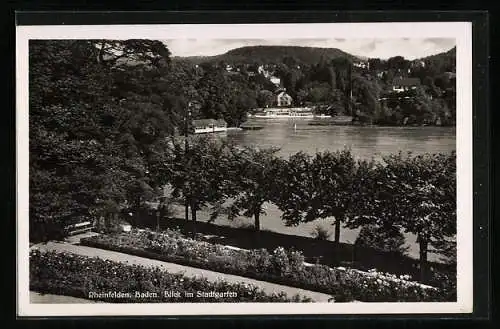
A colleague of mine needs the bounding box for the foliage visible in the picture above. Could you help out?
[81,229,452,302]
[430,237,457,266]
[347,151,456,280]
[30,249,312,302]
[310,225,332,240]
[220,146,285,231]
[355,224,409,255]
[165,136,236,222]
[273,148,375,257]
[29,39,196,242]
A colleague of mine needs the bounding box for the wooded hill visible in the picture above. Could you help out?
[173,45,360,65]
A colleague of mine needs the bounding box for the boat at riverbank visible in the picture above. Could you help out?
[249,107,331,119]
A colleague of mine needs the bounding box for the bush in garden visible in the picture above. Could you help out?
[270,247,292,276]
[287,249,306,272]
[80,229,451,302]
[310,224,332,240]
[29,250,313,303]
[245,248,272,271]
[355,224,409,256]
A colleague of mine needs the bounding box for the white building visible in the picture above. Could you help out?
[276,91,293,107]
[192,119,228,134]
[391,77,421,93]
[270,76,281,87]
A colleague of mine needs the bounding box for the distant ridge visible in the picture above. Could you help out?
[418,46,456,61]
[173,45,360,65]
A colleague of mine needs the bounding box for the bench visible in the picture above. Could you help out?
[64,221,94,236]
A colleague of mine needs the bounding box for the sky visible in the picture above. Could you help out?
[163,38,456,60]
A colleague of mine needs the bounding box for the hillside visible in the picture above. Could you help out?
[418,46,456,71]
[420,46,456,61]
[173,45,359,65]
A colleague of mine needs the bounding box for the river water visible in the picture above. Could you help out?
[227,118,456,160]
[171,118,456,262]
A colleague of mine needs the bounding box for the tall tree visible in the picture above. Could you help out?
[274,149,374,258]
[223,146,284,231]
[166,136,234,225]
[346,152,456,281]
[29,39,173,241]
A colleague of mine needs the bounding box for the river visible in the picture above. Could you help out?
[171,118,456,262]
[227,118,456,160]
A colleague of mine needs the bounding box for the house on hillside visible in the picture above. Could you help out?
[258,65,272,78]
[412,60,426,68]
[276,90,293,107]
[192,119,228,134]
[353,61,369,69]
[391,77,421,93]
[270,76,281,87]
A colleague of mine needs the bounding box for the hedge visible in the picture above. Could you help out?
[80,229,454,302]
[29,249,313,303]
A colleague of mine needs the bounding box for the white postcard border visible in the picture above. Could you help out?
[16,22,473,316]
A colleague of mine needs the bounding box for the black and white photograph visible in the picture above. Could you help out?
[17,21,473,316]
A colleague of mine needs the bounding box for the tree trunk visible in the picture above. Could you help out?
[190,202,197,239]
[191,204,197,222]
[254,210,260,231]
[419,236,429,282]
[184,198,189,221]
[334,216,342,262]
[135,197,141,227]
[334,216,341,243]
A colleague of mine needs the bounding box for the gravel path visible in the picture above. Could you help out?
[30,291,100,304]
[32,241,334,302]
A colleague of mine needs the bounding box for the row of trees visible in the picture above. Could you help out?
[161,136,456,281]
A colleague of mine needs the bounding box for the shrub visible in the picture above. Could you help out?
[310,224,332,240]
[80,229,452,302]
[245,248,272,271]
[270,247,291,276]
[355,224,409,255]
[29,250,313,303]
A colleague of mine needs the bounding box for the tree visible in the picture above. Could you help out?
[29,39,174,241]
[355,224,408,255]
[274,149,375,258]
[257,90,275,108]
[166,136,234,226]
[387,56,410,71]
[223,146,284,231]
[347,152,456,281]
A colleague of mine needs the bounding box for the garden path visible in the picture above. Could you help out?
[32,241,334,302]
[30,291,99,304]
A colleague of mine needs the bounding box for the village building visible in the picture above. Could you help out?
[353,61,369,69]
[391,77,421,93]
[270,76,281,87]
[192,119,228,134]
[411,60,426,68]
[276,89,293,107]
[258,65,273,78]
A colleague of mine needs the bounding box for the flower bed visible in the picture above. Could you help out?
[80,229,454,302]
[29,249,313,303]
